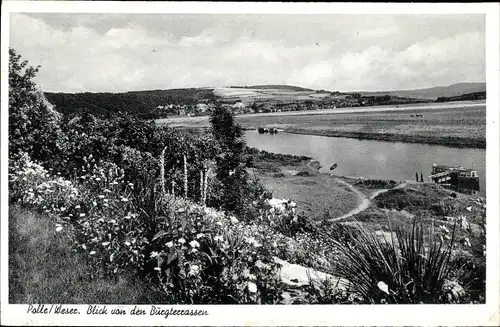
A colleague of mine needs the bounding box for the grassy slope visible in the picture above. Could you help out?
[247,150,359,219]
[259,175,359,219]
[9,205,166,304]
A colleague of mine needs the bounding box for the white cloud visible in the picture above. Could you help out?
[178,31,216,47]
[9,13,485,93]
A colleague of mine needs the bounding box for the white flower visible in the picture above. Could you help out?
[196,233,204,239]
[89,251,96,255]
[150,251,159,258]
[79,213,86,217]
[166,241,174,248]
[178,238,186,244]
[56,226,63,232]
[272,241,278,248]
[214,235,223,242]
[92,201,97,206]
[121,197,129,202]
[124,241,131,246]
[377,281,390,295]
[255,260,266,269]
[75,205,81,209]
[216,221,223,227]
[188,264,200,276]
[101,242,110,246]
[230,216,239,224]
[189,240,200,248]
[247,281,257,293]
[154,267,161,271]
[104,189,112,193]
[439,225,450,234]
[98,195,105,199]
[60,207,66,212]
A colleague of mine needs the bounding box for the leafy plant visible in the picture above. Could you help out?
[9,48,61,162]
[330,218,464,304]
[149,196,284,304]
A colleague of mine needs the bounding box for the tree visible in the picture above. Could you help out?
[9,48,61,161]
[209,106,247,214]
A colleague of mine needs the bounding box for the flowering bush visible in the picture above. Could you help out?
[9,153,288,304]
[9,153,79,212]
[150,196,283,304]
[59,157,156,277]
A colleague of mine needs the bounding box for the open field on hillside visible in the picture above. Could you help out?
[213,86,322,104]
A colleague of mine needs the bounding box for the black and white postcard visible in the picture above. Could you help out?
[1,1,499,326]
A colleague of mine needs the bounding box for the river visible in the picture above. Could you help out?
[245,130,486,196]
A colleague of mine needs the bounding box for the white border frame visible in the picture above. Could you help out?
[1,2,499,326]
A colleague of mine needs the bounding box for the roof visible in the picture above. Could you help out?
[433,164,475,172]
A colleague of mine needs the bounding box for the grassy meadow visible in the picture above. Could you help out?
[159,102,486,148]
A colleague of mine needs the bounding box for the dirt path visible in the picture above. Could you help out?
[329,180,408,222]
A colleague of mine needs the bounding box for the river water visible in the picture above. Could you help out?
[245,130,486,196]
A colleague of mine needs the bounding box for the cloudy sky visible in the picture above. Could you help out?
[10,13,485,93]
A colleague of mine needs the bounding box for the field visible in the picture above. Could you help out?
[158,101,486,148]
[214,86,329,104]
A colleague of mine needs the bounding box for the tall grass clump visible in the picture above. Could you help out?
[330,218,466,304]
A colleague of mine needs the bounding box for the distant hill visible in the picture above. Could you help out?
[356,83,486,100]
[44,83,485,119]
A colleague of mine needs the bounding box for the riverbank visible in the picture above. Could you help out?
[162,101,486,149]
[284,128,485,148]
[248,147,486,224]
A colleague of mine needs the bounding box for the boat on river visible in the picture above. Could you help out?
[258,127,278,134]
[428,164,480,194]
[329,163,338,170]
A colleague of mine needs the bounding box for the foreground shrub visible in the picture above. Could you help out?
[9,153,79,212]
[330,218,469,304]
[150,196,284,304]
[9,48,61,162]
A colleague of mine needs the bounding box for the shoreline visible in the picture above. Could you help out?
[175,126,486,150]
[282,128,486,149]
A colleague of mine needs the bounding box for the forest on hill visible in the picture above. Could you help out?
[436,91,486,103]
[44,88,216,118]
